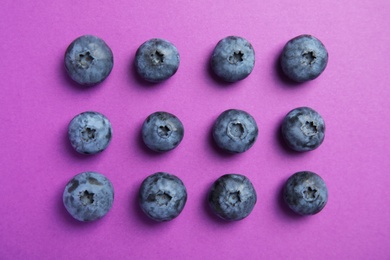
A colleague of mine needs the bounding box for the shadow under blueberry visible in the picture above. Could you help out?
[273,53,303,88]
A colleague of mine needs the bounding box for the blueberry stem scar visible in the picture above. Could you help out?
[227,121,247,139]
[228,191,241,206]
[301,121,318,136]
[149,192,172,206]
[303,186,318,201]
[78,51,94,68]
[228,51,244,64]
[81,127,96,142]
[151,51,164,64]
[302,51,316,65]
[79,190,94,205]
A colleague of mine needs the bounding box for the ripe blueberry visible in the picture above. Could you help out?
[142,111,184,152]
[63,171,114,222]
[211,36,255,82]
[68,111,113,154]
[280,35,328,82]
[283,171,328,215]
[139,172,187,222]
[135,38,180,82]
[213,109,258,153]
[65,35,114,86]
[281,107,325,152]
[208,174,257,221]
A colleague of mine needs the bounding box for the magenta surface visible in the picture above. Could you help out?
[1,0,389,259]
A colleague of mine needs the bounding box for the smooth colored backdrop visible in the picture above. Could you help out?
[1,0,389,259]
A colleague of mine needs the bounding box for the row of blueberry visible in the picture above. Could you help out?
[65,34,328,86]
[68,107,325,155]
[63,170,328,222]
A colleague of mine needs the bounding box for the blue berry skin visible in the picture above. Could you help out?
[65,35,114,86]
[68,111,112,155]
[211,36,255,82]
[208,174,257,221]
[63,171,114,222]
[142,112,184,152]
[139,172,187,222]
[280,35,328,82]
[213,109,258,153]
[135,38,180,82]
[283,171,328,215]
[281,107,325,152]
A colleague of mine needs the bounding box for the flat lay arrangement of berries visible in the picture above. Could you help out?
[62,33,331,223]
[2,1,389,259]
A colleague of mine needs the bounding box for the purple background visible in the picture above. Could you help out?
[1,0,389,259]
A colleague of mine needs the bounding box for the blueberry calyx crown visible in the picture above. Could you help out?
[79,190,95,205]
[147,191,172,206]
[150,50,164,65]
[227,121,247,140]
[302,186,319,202]
[302,51,316,65]
[81,127,97,142]
[301,120,318,137]
[228,51,244,64]
[227,191,241,206]
[77,51,94,69]
[157,124,174,138]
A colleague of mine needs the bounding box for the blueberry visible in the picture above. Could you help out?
[65,35,114,86]
[68,111,112,154]
[213,109,258,153]
[142,111,184,152]
[283,171,328,215]
[208,174,257,221]
[211,36,255,82]
[280,35,328,82]
[135,38,180,82]
[63,171,114,222]
[281,107,325,152]
[139,172,187,222]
